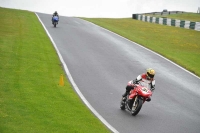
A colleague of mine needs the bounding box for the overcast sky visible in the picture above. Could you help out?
[0,0,200,18]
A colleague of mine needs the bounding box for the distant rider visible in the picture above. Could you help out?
[52,11,59,24]
[122,68,156,102]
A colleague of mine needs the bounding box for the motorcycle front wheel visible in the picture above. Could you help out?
[131,98,143,116]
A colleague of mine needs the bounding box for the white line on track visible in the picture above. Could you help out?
[35,13,119,133]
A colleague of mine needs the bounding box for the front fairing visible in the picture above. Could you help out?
[129,89,137,99]
[53,16,59,22]
[128,80,152,99]
[137,86,152,97]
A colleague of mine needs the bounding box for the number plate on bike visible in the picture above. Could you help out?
[142,87,148,92]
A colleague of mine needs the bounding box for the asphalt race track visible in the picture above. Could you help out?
[37,13,200,133]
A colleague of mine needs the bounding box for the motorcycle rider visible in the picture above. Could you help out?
[122,68,156,102]
[52,11,59,24]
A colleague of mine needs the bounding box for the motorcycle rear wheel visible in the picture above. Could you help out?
[131,98,143,116]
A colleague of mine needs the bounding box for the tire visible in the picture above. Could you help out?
[131,98,143,116]
[120,98,125,110]
[54,23,56,27]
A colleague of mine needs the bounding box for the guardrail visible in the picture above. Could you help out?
[132,13,200,31]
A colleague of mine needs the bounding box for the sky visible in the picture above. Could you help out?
[0,0,200,18]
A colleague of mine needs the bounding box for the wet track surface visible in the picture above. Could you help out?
[37,13,200,133]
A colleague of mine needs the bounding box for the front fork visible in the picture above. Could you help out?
[133,95,138,107]
[126,95,138,110]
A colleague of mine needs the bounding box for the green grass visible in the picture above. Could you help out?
[0,7,110,133]
[146,13,200,22]
[81,17,200,76]
[1,7,200,133]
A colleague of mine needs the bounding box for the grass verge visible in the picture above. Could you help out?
[0,7,110,133]
[81,17,200,77]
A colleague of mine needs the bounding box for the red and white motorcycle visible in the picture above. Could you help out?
[120,75,154,116]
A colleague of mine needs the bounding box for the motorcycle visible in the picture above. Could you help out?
[52,16,59,27]
[120,75,153,116]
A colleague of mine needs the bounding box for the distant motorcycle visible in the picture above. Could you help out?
[120,76,153,116]
[52,16,59,27]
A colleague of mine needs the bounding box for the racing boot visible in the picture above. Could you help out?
[122,92,128,101]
